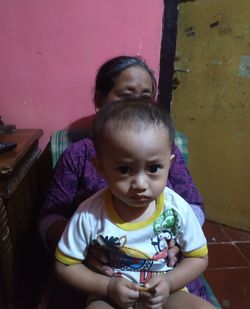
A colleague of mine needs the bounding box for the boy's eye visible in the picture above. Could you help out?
[147,164,162,174]
[116,166,130,174]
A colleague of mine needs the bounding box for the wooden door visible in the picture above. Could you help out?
[172,0,250,230]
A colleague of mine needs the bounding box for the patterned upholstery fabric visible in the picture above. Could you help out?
[51,130,69,168]
[51,128,91,168]
[174,130,188,164]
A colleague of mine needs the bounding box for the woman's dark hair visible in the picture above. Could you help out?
[94,56,157,108]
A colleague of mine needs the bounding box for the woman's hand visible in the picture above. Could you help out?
[107,277,140,309]
[167,239,181,267]
[85,245,113,277]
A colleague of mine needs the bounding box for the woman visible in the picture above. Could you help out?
[38,56,206,306]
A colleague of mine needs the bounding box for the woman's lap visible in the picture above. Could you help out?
[40,277,208,308]
[187,276,209,301]
[166,290,215,309]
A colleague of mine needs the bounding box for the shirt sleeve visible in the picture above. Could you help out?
[168,144,205,215]
[55,204,94,265]
[176,200,208,257]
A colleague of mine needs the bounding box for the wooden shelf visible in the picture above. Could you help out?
[0,129,43,309]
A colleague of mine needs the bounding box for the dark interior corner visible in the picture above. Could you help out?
[158,0,178,111]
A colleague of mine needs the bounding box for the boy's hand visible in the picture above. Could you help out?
[139,275,172,309]
[107,277,140,308]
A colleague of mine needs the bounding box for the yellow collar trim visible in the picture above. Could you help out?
[104,190,164,231]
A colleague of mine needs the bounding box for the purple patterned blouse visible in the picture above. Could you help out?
[39,138,204,244]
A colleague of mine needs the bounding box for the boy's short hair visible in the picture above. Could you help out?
[92,97,175,155]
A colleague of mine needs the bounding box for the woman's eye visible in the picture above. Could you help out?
[142,92,152,98]
[147,165,162,174]
[116,166,130,174]
[120,93,133,99]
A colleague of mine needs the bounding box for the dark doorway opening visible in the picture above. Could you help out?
[158,0,179,112]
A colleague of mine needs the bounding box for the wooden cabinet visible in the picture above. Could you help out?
[0,129,43,309]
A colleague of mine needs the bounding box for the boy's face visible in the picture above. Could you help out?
[95,125,174,212]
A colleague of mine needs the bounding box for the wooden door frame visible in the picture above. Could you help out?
[158,0,179,111]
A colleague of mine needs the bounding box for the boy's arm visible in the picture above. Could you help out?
[54,260,141,307]
[54,260,110,296]
[139,254,208,308]
[166,254,208,293]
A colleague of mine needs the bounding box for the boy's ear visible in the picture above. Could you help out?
[170,154,175,167]
[92,156,104,175]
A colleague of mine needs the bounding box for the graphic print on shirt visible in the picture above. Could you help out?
[92,208,180,285]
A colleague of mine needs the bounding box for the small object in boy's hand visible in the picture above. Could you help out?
[0,142,17,154]
[139,285,156,295]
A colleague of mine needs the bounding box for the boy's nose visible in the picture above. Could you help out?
[131,174,148,190]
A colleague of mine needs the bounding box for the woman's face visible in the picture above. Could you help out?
[98,66,154,108]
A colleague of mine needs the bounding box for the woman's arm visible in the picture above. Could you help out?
[45,220,68,252]
[38,139,105,252]
[38,145,81,251]
[168,144,205,223]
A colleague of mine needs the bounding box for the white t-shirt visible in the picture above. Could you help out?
[56,187,207,286]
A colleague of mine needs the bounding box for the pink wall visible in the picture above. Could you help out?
[0,0,163,149]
